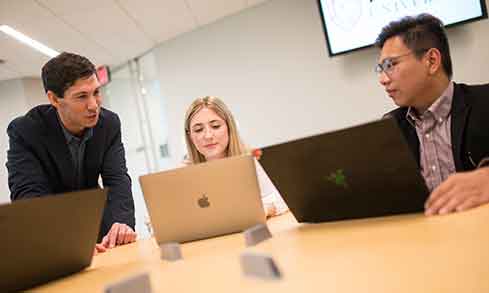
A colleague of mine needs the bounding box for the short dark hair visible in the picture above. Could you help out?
[41,52,96,98]
[376,13,453,79]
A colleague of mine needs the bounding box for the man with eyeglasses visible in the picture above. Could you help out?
[375,14,489,216]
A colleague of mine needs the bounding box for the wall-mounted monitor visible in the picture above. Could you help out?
[318,0,488,56]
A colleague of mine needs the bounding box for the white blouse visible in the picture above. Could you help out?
[253,159,289,215]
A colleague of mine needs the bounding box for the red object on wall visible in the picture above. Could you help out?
[96,65,111,86]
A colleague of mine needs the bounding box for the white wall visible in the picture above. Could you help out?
[22,78,47,109]
[0,79,25,203]
[0,78,45,203]
[153,0,489,166]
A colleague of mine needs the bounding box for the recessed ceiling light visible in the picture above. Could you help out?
[0,25,59,58]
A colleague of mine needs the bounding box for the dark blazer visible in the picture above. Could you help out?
[6,105,135,241]
[388,82,489,172]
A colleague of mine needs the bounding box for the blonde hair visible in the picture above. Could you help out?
[184,96,248,164]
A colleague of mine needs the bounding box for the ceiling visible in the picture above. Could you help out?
[0,0,267,81]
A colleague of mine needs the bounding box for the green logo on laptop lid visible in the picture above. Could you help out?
[326,169,348,189]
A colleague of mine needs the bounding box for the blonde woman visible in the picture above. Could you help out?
[184,96,288,218]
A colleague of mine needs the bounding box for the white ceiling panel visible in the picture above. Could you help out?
[0,32,49,77]
[0,0,271,81]
[246,0,269,7]
[1,1,117,66]
[37,0,115,15]
[0,64,21,81]
[186,0,245,26]
[62,2,153,60]
[117,0,197,43]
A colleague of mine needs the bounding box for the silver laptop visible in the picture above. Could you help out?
[140,154,266,244]
[0,188,107,292]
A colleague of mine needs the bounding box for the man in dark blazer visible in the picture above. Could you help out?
[6,52,136,252]
[375,14,489,216]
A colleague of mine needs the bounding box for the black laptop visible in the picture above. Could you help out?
[0,188,107,292]
[260,118,429,223]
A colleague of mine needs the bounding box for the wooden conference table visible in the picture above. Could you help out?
[33,205,489,292]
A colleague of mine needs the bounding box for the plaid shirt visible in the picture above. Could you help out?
[406,82,455,191]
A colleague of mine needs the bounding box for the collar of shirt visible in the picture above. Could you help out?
[56,113,93,144]
[405,81,454,129]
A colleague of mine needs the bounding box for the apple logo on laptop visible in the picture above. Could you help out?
[198,194,210,208]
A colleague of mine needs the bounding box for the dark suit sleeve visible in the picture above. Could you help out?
[6,119,53,200]
[101,115,136,230]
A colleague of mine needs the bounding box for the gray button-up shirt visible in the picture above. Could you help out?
[406,82,456,192]
[59,119,93,189]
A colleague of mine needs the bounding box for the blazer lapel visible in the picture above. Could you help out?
[43,107,77,189]
[451,83,471,171]
[395,110,421,167]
